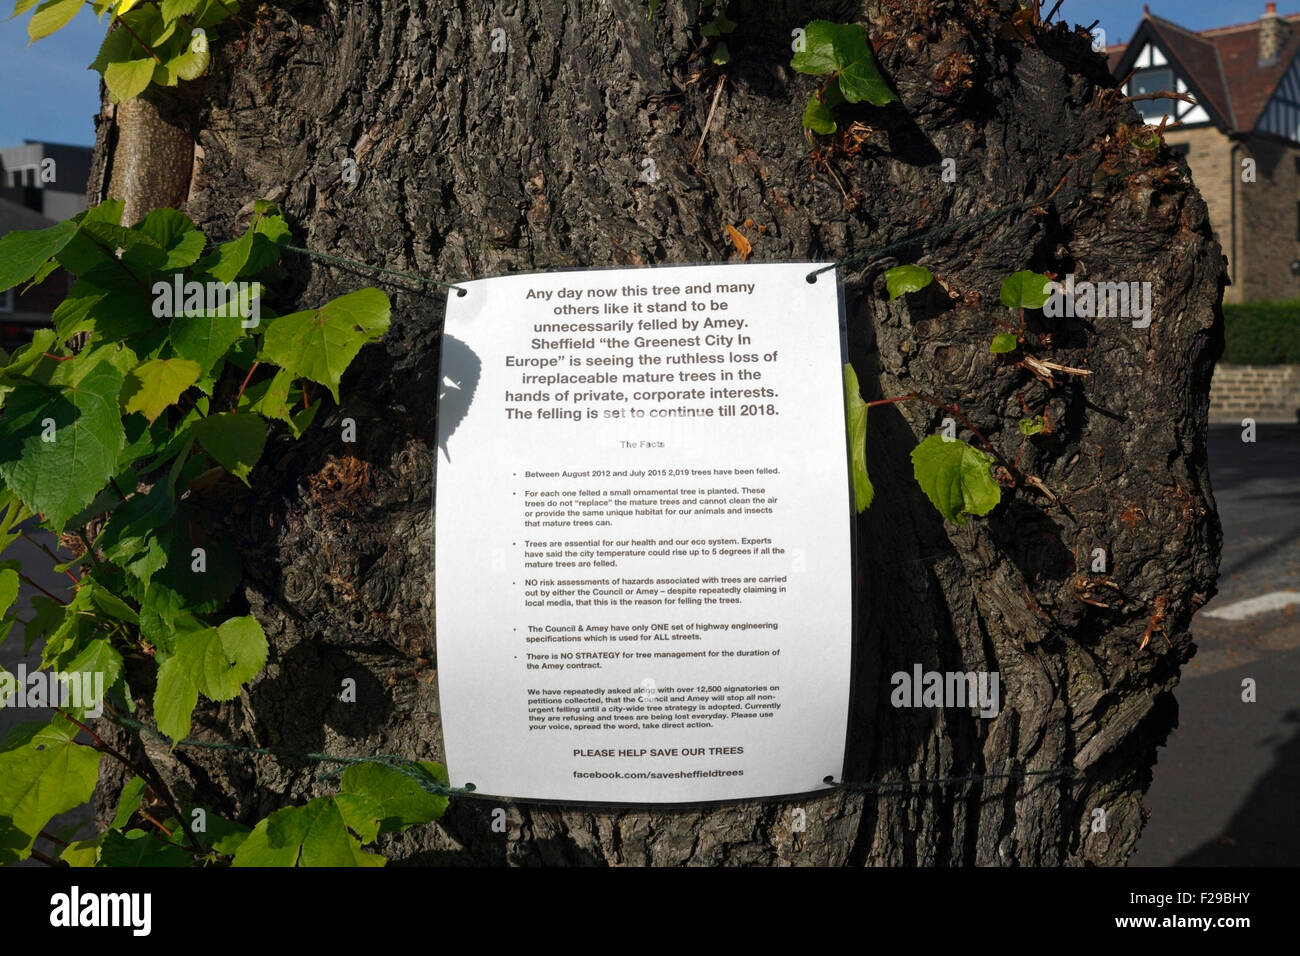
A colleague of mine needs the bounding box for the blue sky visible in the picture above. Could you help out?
[0,2,1297,148]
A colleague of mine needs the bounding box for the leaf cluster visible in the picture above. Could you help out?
[792,20,897,134]
[16,0,242,102]
[0,200,403,865]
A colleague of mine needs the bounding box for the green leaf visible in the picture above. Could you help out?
[340,761,450,834]
[200,233,253,284]
[119,412,169,468]
[1019,415,1045,436]
[195,208,285,284]
[170,304,248,376]
[290,400,320,438]
[121,357,201,424]
[157,29,210,85]
[154,616,268,742]
[104,57,157,103]
[803,90,837,134]
[89,587,139,626]
[192,412,266,484]
[228,814,297,866]
[0,491,33,555]
[792,20,896,105]
[0,569,17,619]
[999,270,1053,310]
[98,828,192,866]
[0,719,101,863]
[259,288,391,402]
[55,219,162,278]
[138,583,201,654]
[153,512,240,614]
[27,0,81,41]
[191,808,250,855]
[910,434,1001,525]
[0,362,126,531]
[197,616,267,700]
[52,279,153,342]
[0,329,55,384]
[885,265,933,301]
[97,481,175,589]
[55,341,138,388]
[160,0,203,18]
[0,219,78,293]
[990,333,1019,354]
[240,369,319,439]
[137,209,206,270]
[831,25,896,105]
[111,775,148,829]
[791,20,840,75]
[332,792,384,844]
[38,584,93,671]
[64,638,122,709]
[842,364,873,513]
[243,366,291,415]
[61,836,102,867]
[233,797,385,868]
[152,662,194,744]
[88,7,171,101]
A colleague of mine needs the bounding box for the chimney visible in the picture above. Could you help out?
[1261,2,1291,66]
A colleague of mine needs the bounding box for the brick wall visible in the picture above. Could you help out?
[1239,138,1300,303]
[1210,363,1300,421]
[1166,127,1300,303]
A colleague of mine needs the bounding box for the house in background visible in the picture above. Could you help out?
[0,141,91,222]
[0,141,90,351]
[0,199,70,352]
[1109,3,1300,303]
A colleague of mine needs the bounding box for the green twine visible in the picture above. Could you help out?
[282,162,1160,295]
[100,708,1076,803]
[101,708,475,799]
[282,243,468,297]
[805,162,1158,284]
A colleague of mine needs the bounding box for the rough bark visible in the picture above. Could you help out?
[90,0,1224,865]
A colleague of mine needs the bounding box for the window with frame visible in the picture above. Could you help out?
[1130,68,1176,121]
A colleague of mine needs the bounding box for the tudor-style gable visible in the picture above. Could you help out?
[1123,39,1216,126]
[1110,6,1300,144]
[1106,6,1300,303]
[1258,54,1300,140]
[1110,18,1231,130]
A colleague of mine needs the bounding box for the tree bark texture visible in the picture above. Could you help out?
[90,0,1225,865]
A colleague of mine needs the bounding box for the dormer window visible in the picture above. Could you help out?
[1131,67,1176,121]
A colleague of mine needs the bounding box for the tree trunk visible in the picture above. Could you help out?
[90,0,1224,865]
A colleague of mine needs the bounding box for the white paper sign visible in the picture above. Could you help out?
[435,263,852,803]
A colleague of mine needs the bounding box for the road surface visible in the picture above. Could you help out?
[1133,423,1300,866]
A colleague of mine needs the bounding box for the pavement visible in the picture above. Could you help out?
[1133,424,1300,866]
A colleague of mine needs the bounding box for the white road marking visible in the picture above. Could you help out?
[1202,591,1300,621]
